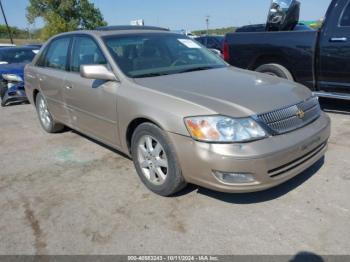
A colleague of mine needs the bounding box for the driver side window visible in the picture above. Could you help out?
[70,36,107,73]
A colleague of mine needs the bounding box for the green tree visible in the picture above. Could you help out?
[26,0,107,40]
[192,27,236,36]
[0,24,29,39]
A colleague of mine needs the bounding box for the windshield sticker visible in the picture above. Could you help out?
[178,39,201,49]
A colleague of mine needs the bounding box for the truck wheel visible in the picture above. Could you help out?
[35,92,65,133]
[131,122,187,196]
[255,63,294,81]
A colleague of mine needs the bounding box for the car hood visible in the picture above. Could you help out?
[0,63,25,77]
[133,66,312,117]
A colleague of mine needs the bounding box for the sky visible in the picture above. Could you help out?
[0,0,331,31]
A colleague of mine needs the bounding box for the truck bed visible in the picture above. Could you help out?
[225,30,318,89]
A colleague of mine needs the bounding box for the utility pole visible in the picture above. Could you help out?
[205,15,210,36]
[0,0,13,44]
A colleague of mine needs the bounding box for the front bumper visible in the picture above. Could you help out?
[167,112,331,193]
[1,88,28,106]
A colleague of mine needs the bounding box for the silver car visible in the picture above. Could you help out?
[25,26,331,196]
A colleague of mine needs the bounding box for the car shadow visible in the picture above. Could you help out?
[178,157,325,204]
[70,129,132,160]
[320,97,350,115]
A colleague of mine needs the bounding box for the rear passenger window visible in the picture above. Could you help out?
[70,37,107,72]
[340,1,350,26]
[40,38,70,70]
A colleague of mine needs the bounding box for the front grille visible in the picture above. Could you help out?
[257,96,321,135]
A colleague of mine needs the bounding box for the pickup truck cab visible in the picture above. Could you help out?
[224,0,350,101]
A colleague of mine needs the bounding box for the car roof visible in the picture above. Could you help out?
[96,25,169,31]
[0,46,39,51]
[50,26,179,39]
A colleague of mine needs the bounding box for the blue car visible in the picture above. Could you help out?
[0,46,40,106]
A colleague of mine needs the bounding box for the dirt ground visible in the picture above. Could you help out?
[0,100,349,255]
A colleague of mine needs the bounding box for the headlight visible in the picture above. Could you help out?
[184,116,267,142]
[2,74,23,82]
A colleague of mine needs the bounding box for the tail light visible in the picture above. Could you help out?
[223,40,230,62]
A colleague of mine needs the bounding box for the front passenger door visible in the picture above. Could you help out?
[318,0,350,94]
[64,36,120,146]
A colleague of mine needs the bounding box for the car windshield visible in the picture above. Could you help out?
[0,48,37,64]
[104,34,227,78]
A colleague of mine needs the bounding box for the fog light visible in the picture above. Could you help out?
[213,171,255,184]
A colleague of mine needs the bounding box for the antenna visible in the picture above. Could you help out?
[205,15,210,35]
[0,0,13,44]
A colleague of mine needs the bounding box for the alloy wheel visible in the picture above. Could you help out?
[38,97,51,130]
[137,135,169,186]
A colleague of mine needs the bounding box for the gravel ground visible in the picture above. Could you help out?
[0,100,349,256]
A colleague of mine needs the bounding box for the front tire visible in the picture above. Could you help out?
[255,63,294,81]
[0,81,7,98]
[35,92,64,133]
[0,81,7,106]
[131,123,187,196]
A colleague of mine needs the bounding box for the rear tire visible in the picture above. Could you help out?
[35,92,64,133]
[255,63,294,81]
[131,122,187,196]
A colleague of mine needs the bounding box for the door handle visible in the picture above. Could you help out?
[330,37,347,42]
[65,85,72,90]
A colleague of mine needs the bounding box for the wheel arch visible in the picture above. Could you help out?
[33,89,40,105]
[125,117,163,154]
[251,55,290,71]
[251,55,295,80]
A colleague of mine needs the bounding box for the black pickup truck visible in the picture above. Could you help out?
[224,0,350,100]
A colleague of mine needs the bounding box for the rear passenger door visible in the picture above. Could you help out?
[35,37,71,124]
[64,35,119,146]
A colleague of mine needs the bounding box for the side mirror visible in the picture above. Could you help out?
[80,65,117,81]
[266,0,300,31]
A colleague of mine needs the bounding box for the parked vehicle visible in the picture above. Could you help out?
[0,74,25,107]
[196,35,225,54]
[0,43,16,48]
[0,46,39,106]
[23,44,42,49]
[25,26,330,196]
[235,23,313,33]
[224,0,350,101]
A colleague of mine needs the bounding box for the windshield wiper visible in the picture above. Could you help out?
[133,72,170,78]
[178,66,217,74]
